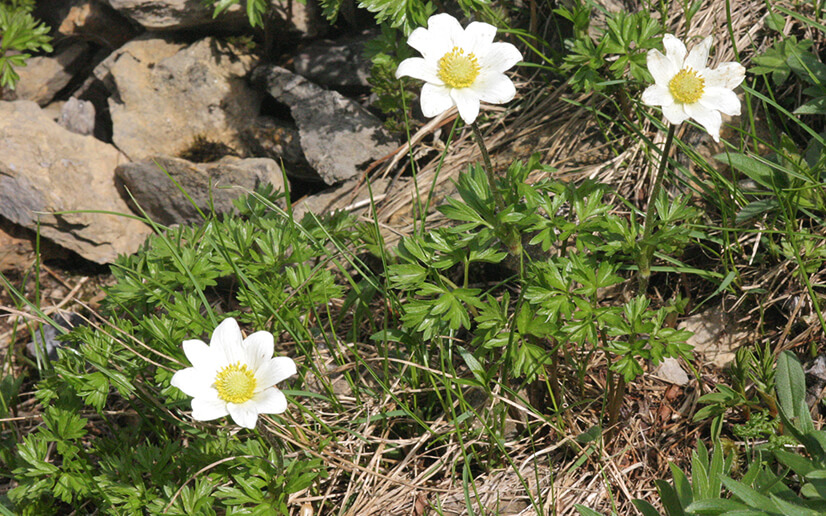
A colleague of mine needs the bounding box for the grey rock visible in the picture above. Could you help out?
[104,0,247,30]
[241,115,318,181]
[35,0,140,50]
[254,65,398,185]
[14,42,93,106]
[27,311,86,362]
[59,97,96,135]
[293,31,374,88]
[116,155,285,225]
[269,0,327,37]
[805,354,826,407]
[0,100,152,264]
[100,36,261,161]
[680,308,749,369]
[292,177,389,220]
[653,357,690,386]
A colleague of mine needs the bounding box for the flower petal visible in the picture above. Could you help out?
[647,49,678,86]
[251,388,288,415]
[641,84,674,107]
[479,42,522,73]
[428,13,465,52]
[662,102,691,125]
[451,87,481,123]
[182,339,217,371]
[471,72,516,104]
[662,34,687,67]
[227,402,259,429]
[700,86,741,116]
[396,57,442,84]
[420,82,455,118]
[407,26,451,62]
[462,21,497,56]
[685,102,723,142]
[211,318,244,364]
[685,36,712,71]
[191,394,228,421]
[171,367,215,397]
[255,356,297,389]
[704,62,746,89]
[243,331,274,371]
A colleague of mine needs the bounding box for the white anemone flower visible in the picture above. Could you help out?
[642,34,746,142]
[171,318,297,429]
[395,13,523,124]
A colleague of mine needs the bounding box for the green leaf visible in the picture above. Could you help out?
[795,97,826,115]
[774,449,816,477]
[776,350,814,433]
[736,199,780,223]
[631,499,661,516]
[765,12,785,32]
[715,153,788,191]
[457,345,486,384]
[769,494,825,516]
[654,478,685,516]
[683,498,753,513]
[387,263,428,289]
[720,477,780,513]
[574,505,605,516]
[669,462,692,508]
[357,0,435,34]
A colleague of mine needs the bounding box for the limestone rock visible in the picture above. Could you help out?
[35,0,140,49]
[27,311,86,362]
[104,0,247,30]
[270,0,327,37]
[14,42,93,106]
[292,177,389,220]
[680,309,750,369]
[115,155,285,225]
[241,115,318,181]
[100,36,261,161]
[254,65,398,185]
[653,357,690,386]
[59,97,97,135]
[0,101,152,264]
[293,31,373,89]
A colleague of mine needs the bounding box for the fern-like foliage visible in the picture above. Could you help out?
[0,0,52,90]
[354,0,434,34]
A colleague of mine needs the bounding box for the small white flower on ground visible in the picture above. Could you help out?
[642,34,746,142]
[395,13,523,124]
[171,318,297,429]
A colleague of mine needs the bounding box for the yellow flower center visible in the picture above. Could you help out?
[437,47,480,89]
[215,362,256,404]
[668,67,705,104]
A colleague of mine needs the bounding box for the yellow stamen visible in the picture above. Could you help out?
[437,47,480,89]
[668,67,705,104]
[215,362,256,404]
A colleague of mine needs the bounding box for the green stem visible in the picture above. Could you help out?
[471,122,506,213]
[638,123,676,293]
[470,122,521,258]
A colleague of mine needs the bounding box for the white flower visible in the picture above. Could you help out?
[395,13,523,124]
[171,318,297,429]
[642,34,746,142]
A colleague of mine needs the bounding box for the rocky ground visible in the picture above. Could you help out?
[1,0,404,267]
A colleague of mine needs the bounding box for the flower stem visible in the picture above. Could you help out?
[471,122,506,213]
[470,122,521,258]
[638,123,676,293]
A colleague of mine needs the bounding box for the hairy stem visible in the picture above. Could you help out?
[638,123,676,293]
[471,122,521,257]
